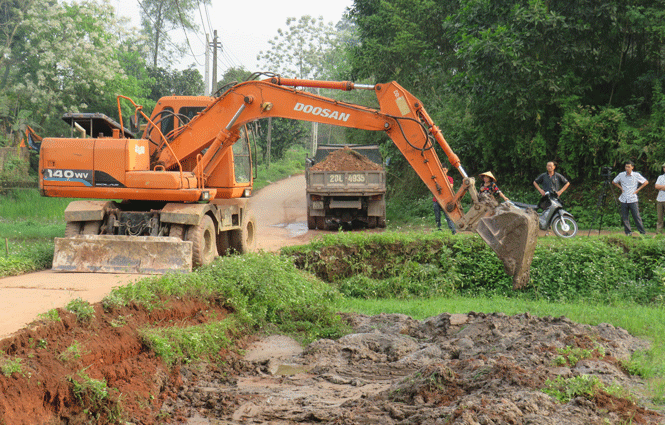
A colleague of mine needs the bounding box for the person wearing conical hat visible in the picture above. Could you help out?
[479,171,509,202]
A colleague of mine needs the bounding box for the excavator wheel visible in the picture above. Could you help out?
[230,215,256,254]
[187,215,217,267]
[65,221,82,237]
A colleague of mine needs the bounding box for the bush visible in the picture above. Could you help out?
[285,231,665,305]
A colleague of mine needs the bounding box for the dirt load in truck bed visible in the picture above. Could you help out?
[310,146,384,171]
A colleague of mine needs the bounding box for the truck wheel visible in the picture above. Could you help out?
[65,222,82,237]
[378,216,386,228]
[315,216,326,230]
[230,215,256,254]
[187,215,217,267]
[367,217,377,229]
[82,221,102,235]
[307,207,316,230]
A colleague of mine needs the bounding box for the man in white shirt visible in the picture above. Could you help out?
[613,161,649,236]
[655,162,665,234]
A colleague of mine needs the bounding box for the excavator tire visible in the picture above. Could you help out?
[475,203,539,290]
[187,215,217,267]
[230,215,256,254]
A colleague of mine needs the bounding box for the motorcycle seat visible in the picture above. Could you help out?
[512,201,539,210]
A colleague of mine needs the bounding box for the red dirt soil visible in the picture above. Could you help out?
[0,298,230,424]
[310,146,383,171]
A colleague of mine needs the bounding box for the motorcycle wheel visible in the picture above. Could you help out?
[552,216,578,238]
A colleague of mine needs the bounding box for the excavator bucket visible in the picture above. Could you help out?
[475,204,539,289]
[52,235,193,274]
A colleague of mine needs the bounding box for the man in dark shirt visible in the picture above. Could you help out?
[533,161,570,197]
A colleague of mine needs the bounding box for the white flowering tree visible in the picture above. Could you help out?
[257,15,338,80]
[0,0,146,141]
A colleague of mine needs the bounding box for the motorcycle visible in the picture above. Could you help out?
[512,192,578,238]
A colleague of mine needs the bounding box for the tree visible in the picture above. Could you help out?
[0,0,146,139]
[349,0,665,184]
[146,66,205,100]
[257,15,339,80]
[138,0,210,68]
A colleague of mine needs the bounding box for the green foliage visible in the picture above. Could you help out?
[349,0,665,186]
[146,66,205,100]
[543,375,606,404]
[253,146,308,191]
[553,345,605,367]
[0,189,70,221]
[0,239,54,277]
[285,231,665,304]
[66,298,95,323]
[105,252,347,343]
[254,118,310,163]
[140,320,236,366]
[69,370,109,417]
[37,309,61,323]
[139,0,210,68]
[59,341,85,363]
[0,353,23,377]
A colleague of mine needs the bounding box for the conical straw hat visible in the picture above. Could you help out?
[479,171,496,182]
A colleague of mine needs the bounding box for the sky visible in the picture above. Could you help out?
[113,0,354,92]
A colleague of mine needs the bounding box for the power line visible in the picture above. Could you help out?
[174,0,204,66]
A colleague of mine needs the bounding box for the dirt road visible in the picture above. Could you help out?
[0,174,314,340]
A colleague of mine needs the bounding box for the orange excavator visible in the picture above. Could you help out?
[39,76,538,288]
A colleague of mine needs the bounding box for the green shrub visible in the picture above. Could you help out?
[285,232,665,305]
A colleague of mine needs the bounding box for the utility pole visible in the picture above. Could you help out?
[210,30,222,93]
[204,33,210,96]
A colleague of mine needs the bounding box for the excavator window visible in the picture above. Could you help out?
[179,107,205,123]
[160,107,174,137]
[232,128,251,184]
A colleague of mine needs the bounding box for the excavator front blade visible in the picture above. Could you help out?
[52,235,192,274]
[475,204,539,289]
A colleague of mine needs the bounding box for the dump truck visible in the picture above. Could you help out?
[39,76,538,288]
[306,144,386,230]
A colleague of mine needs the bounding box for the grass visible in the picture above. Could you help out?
[140,319,237,366]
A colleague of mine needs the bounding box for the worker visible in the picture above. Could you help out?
[433,175,457,234]
[479,171,509,202]
[533,161,570,198]
[613,160,648,236]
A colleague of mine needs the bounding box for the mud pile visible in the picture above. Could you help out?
[0,302,661,424]
[168,312,661,425]
[310,146,384,172]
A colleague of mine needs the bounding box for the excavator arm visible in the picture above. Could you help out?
[153,77,537,287]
